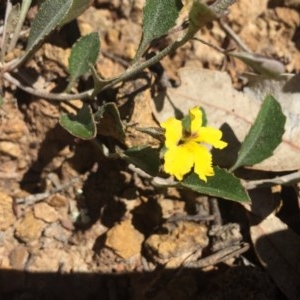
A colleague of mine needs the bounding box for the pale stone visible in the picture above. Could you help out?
[33,202,59,223]
[0,191,15,230]
[144,221,209,268]
[28,248,63,272]
[15,210,45,243]
[0,141,22,158]
[47,194,68,208]
[9,245,29,269]
[105,219,144,260]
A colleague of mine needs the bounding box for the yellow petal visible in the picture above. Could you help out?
[195,127,227,149]
[161,118,182,148]
[163,145,193,180]
[189,107,202,133]
[192,144,214,182]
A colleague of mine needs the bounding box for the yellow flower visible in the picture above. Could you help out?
[160,107,227,181]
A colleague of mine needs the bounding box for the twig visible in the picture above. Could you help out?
[101,49,130,68]
[243,170,300,190]
[15,177,80,205]
[219,19,251,52]
[183,242,250,268]
[3,0,236,101]
[209,197,222,226]
[3,72,92,101]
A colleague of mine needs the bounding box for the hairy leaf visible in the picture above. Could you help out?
[231,95,286,171]
[68,32,100,87]
[180,167,250,203]
[135,0,182,59]
[59,104,96,140]
[26,0,72,51]
[121,146,160,176]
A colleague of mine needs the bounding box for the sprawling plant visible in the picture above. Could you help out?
[0,0,287,203]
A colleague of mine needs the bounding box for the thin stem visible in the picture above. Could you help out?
[3,72,92,101]
[243,170,300,190]
[3,0,236,101]
[1,0,12,63]
[8,0,32,52]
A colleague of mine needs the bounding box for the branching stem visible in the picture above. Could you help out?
[2,0,236,101]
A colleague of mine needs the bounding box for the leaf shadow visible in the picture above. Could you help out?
[211,122,241,168]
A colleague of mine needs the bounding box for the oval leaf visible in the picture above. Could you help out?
[135,0,182,59]
[26,0,72,51]
[231,95,286,171]
[68,32,100,86]
[121,146,160,177]
[180,167,250,203]
[59,103,96,140]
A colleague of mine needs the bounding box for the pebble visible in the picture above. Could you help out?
[0,191,15,230]
[14,210,46,243]
[105,219,144,260]
[9,245,29,269]
[33,202,59,223]
[0,141,22,158]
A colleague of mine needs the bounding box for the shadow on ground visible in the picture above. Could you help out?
[0,263,281,300]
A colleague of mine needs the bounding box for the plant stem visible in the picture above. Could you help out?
[8,0,32,52]
[3,0,236,101]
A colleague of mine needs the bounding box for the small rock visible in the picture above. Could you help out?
[28,248,63,272]
[0,141,22,158]
[15,210,45,243]
[9,245,29,269]
[105,219,144,260]
[0,247,11,269]
[144,221,209,268]
[33,202,59,223]
[3,117,28,140]
[43,223,71,243]
[0,191,15,230]
[47,194,68,208]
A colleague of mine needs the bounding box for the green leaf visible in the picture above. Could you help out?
[135,0,182,59]
[94,102,125,142]
[26,0,72,51]
[59,104,96,140]
[68,32,100,87]
[180,167,250,203]
[230,95,286,171]
[121,146,160,176]
[60,0,93,26]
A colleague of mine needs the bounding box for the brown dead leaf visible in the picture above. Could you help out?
[153,67,300,171]
[246,189,300,300]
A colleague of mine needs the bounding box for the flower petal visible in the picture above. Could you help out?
[189,143,214,182]
[189,107,203,133]
[161,118,182,148]
[163,145,193,180]
[195,127,227,149]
